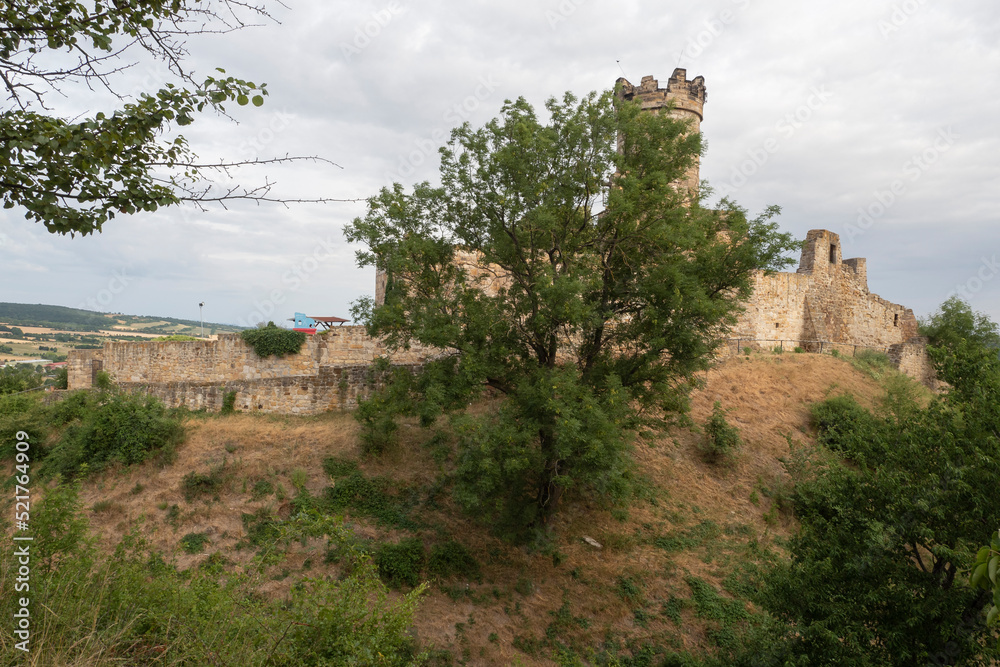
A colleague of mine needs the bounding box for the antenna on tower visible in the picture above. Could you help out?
[616,60,627,79]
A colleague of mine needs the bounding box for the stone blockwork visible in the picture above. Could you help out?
[888,337,940,390]
[67,330,443,415]
[734,230,920,350]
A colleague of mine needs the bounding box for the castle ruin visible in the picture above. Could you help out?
[66,70,936,411]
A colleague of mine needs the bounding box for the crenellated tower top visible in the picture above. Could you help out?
[616,68,707,195]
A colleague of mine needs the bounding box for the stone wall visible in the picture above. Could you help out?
[66,329,443,414]
[114,364,421,415]
[888,337,939,390]
[733,230,919,352]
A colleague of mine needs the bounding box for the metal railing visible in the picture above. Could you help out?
[721,338,891,357]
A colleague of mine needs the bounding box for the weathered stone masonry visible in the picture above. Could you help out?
[733,229,920,350]
[67,328,440,415]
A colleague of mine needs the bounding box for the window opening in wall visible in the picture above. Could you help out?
[894,313,899,327]
[829,244,837,264]
[775,323,780,328]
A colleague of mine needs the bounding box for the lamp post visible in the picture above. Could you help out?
[199,302,205,338]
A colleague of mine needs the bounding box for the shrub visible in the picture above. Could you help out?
[0,392,50,460]
[283,558,426,666]
[180,532,210,554]
[700,401,742,465]
[181,465,229,502]
[250,479,274,500]
[240,322,306,358]
[42,390,184,478]
[322,455,359,478]
[809,393,878,450]
[374,537,425,588]
[428,540,480,580]
[793,346,804,353]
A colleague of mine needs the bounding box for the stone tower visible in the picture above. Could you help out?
[616,68,707,195]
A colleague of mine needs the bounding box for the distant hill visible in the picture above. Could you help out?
[0,303,110,331]
[0,303,243,334]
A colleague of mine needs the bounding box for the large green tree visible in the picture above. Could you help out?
[1,0,337,235]
[346,90,798,537]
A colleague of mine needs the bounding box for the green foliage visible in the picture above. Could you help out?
[322,455,360,478]
[221,390,237,414]
[922,297,1000,401]
[42,390,184,477]
[921,295,1000,351]
[0,3,275,235]
[53,365,68,389]
[809,393,880,453]
[240,322,306,358]
[685,576,749,653]
[428,540,481,580]
[374,537,426,588]
[250,479,274,500]
[0,499,425,666]
[346,90,798,537]
[33,479,92,574]
[0,363,44,394]
[615,575,645,605]
[282,558,427,666]
[180,532,210,554]
[240,508,280,548]
[743,316,1000,665]
[971,529,1000,644]
[321,470,418,531]
[181,465,229,502]
[699,402,742,465]
[0,392,50,459]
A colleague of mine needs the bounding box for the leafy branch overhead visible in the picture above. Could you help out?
[0,0,351,236]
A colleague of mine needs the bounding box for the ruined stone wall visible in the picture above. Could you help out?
[888,337,939,390]
[115,364,421,415]
[67,349,102,389]
[733,230,919,351]
[84,330,440,385]
[65,328,443,414]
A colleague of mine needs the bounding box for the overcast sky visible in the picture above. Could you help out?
[3,0,999,328]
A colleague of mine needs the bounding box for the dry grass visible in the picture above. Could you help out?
[71,351,892,665]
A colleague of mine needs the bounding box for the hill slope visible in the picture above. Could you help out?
[73,351,892,664]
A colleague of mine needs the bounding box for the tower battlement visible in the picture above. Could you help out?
[617,68,707,195]
[616,68,707,122]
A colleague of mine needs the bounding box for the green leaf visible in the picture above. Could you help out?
[987,605,998,627]
[990,555,999,585]
[236,94,249,106]
[251,95,264,107]
[972,562,988,589]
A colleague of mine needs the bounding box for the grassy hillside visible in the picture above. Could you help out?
[43,351,899,665]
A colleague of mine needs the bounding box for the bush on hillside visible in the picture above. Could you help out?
[700,401,742,466]
[43,390,184,477]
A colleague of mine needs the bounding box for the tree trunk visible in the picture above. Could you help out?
[535,428,562,526]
